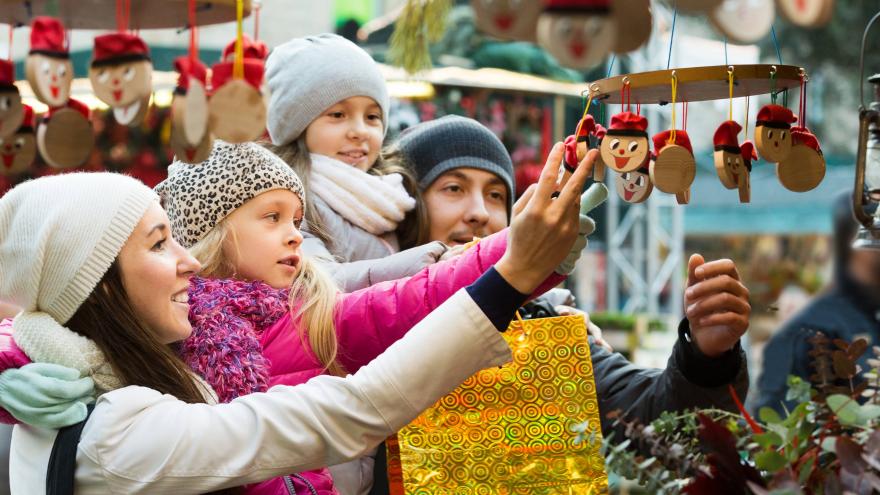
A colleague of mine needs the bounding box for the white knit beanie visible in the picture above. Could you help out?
[0,172,158,392]
[265,33,389,146]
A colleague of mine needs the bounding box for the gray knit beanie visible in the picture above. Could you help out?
[155,140,306,249]
[265,33,389,146]
[0,172,157,324]
[397,115,515,213]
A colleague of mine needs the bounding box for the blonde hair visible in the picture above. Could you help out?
[260,136,430,252]
[190,218,346,376]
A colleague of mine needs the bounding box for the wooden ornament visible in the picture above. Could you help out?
[776,128,825,192]
[777,0,834,28]
[737,169,750,203]
[208,79,266,143]
[113,94,151,127]
[536,5,616,69]
[675,188,690,205]
[170,120,213,164]
[709,0,774,44]
[36,104,94,169]
[713,149,745,189]
[171,82,209,147]
[615,168,653,203]
[0,88,24,139]
[755,125,793,163]
[612,0,652,54]
[0,131,35,176]
[90,60,152,109]
[593,158,606,182]
[25,54,73,107]
[674,0,724,12]
[650,130,695,194]
[471,0,544,41]
[601,112,650,173]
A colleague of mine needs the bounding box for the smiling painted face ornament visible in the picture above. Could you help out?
[25,17,73,108]
[89,32,153,122]
[754,104,797,163]
[600,111,650,173]
[0,104,35,177]
[615,163,653,203]
[713,120,745,189]
[536,0,616,69]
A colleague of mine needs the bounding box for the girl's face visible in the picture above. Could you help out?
[222,189,305,289]
[117,201,202,344]
[423,168,509,245]
[305,96,383,171]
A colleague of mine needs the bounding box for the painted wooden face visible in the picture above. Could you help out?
[616,169,652,203]
[601,134,649,173]
[755,125,792,163]
[0,90,23,139]
[89,60,152,108]
[713,149,745,189]
[25,54,73,107]
[536,13,616,69]
[0,131,35,176]
[471,0,543,40]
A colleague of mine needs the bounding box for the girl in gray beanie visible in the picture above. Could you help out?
[264,33,445,295]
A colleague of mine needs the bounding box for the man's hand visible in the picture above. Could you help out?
[684,254,751,358]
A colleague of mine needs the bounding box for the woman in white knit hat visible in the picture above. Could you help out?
[0,143,592,493]
[263,33,446,294]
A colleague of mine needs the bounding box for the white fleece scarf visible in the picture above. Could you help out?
[14,311,218,403]
[308,154,416,235]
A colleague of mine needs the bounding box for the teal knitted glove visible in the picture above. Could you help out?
[0,363,95,428]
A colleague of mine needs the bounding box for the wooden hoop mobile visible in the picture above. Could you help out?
[586,64,803,104]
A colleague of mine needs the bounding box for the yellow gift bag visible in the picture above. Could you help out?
[387,314,607,494]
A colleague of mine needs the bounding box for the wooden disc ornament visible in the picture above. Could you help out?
[713,120,746,189]
[0,104,36,176]
[471,0,544,41]
[600,111,651,174]
[171,57,209,147]
[536,0,616,69]
[208,36,267,144]
[650,130,695,194]
[777,0,834,28]
[611,0,652,54]
[171,119,213,164]
[776,127,825,192]
[25,17,73,108]
[754,104,797,163]
[615,165,653,203]
[89,33,153,122]
[0,60,24,139]
[709,0,774,44]
[675,187,690,205]
[37,99,94,169]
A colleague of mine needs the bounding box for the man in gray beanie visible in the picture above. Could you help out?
[393,115,515,246]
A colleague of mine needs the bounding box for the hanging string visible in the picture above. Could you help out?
[744,96,750,137]
[669,73,678,143]
[599,101,605,127]
[188,0,198,62]
[727,68,734,122]
[116,0,131,32]
[683,101,688,131]
[575,93,594,139]
[769,67,778,105]
[46,0,58,17]
[723,36,728,67]
[770,25,783,65]
[620,80,632,113]
[7,25,12,62]
[233,0,245,79]
[253,1,261,41]
[666,7,677,70]
[636,102,640,115]
[799,72,808,129]
[606,54,616,78]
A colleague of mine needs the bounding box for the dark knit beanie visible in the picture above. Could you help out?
[397,115,515,214]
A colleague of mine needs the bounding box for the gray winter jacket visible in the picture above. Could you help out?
[302,196,448,292]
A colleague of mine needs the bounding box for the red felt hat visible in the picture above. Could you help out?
[608,111,648,136]
[740,140,757,171]
[29,17,68,58]
[713,120,742,153]
[791,126,821,153]
[756,104,797,129]
[0,60,15,89]
[544,0,611,12]
[563,134,579,171]
[210,59,265,92]
[222,35,269,62]
[19,104,34,131]
[576,115,595,142]
[652,129,693,155]
[92,33,151,67]
[173,56,208,91]
[594,124,607,141]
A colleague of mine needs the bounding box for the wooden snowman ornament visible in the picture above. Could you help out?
[25,17,73,108]
[170,56,211,163]
[776,127,825,192]
[0,104,35,176]
[0,60,24,139]
[209,36,267,143]
[536,0,616,69]
[89,33,153,126]
[615,163,653,203]
[650,129,695,194]
[600,111,651,173]
[37,98,94,169]
[471,0,544,41]
[713,120,746,189]
[754,104,797,163]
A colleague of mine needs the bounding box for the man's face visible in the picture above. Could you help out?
[423,168,509,245]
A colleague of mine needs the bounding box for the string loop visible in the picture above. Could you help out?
[727,67,734,122]
[669,72,678,143]
[233,0,245,79]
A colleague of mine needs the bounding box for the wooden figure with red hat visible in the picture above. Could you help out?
[89,33,153,126]
[754,104,797,163]
[0,60,23,139]
[600,111,650,173]
[563,114,595,174]
[170,56,211,163]
[0,104,35,177]
[776,127,825,192]
[593,123,607,181]
[25,17,73,108]
[209,35,267,143]
[536,0,616,69]
[738,140,756,203]
[615,163,653,203]
[713,120,746,189]
[650,129,695,194]
[471,0,544,41]
[37,98,94,169]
